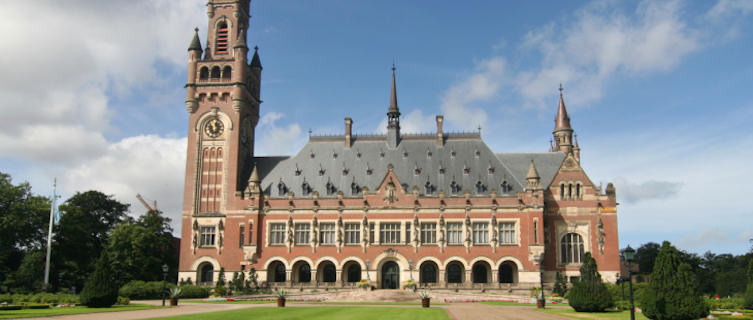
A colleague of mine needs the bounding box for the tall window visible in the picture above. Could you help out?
[199,147,223,212]
[345,223,360,244]
[380,223,401,244]
[561,233,585,264]
[472,222,489,245]
[270,223,285,245]
[405,222,411,243]
[446,223,462,245]
[420,223,437,244]
[200,226,216,247]
[239,225,245,248]
[248,222,253,244]
[216,21,229,54]
[498,222,516,244]
[294,223,310,245]
[368,223,374,244]
[320,223,335,245]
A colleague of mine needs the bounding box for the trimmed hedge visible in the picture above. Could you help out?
[0,293,79,304]
[178,285,210,299]
[118,281,177,300]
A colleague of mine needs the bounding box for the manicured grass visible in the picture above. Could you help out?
[537,307,650,320]
[149,306,449,320]
[0,304,162,319]
[183,299,275,304]
[301,301,448,306]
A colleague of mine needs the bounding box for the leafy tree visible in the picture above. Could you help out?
[80,252,119,308]
[635,242,660,275]
[744,259,753,310]
[52,191,129,292]
[106,210,177,285]
[553,271,568,296]
[217,267,226,287]
[567,252,613,312]
[641,241,708,320]
[0,173,50,291]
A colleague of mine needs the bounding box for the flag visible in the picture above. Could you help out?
[52,180,61,224]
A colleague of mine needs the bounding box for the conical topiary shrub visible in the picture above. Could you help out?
[743,259,753,310]
[567,252,613,312]
[79,253,119,308]
[641,241,708,320]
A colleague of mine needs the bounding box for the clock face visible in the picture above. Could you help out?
[204,118,224,138]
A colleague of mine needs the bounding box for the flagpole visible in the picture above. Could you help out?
[43,178,57,292]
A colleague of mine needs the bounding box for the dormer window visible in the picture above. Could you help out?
[351,182,360,195]
[501,181,512,193]
[277,180,288,196]
[403,151,408,158]
[439,167,445,174]
[414,166,421,175]
[342,168,348,176]
[301,181,311,196]
[310,152,315,159]
[488,167,494,174]
[475,181,486,193]
[450,180,460,194]
[450,150,456,158]
[463,167,470,175]
[216,21,229,54]
[425,181,433,195]
[366,169,372,175]
[326,181,336,195]
[333,152,338,159]
[474,150,480,157]
[427,151,432,158]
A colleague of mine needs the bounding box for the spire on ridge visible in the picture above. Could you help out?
[554,83,571,131]
[188,27,203,52]
[388,63,399,115]
[386,63,401,149]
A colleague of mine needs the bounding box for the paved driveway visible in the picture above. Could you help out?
[442,304,572,320]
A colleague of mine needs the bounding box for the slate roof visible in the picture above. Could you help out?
[254,134,566,198]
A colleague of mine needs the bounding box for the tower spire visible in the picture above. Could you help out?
[188,27,203,52]
[552,84,575,154]
[386,63,401,149]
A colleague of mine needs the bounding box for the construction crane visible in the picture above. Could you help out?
[135,193,158,212]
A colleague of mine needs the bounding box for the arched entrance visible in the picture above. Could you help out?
[317,262,336,283]
[343,261,362,283]
[381,261,399,289]
[498,261,518,284]
[292,261,311,283]
[267,260,286,283]
[446,261,464,284]
[472,261,490,283]
[419,261,438,284]
[198,262,214,285]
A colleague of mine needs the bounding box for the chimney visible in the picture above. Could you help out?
[344,117,352,148]
[436,115,444,146]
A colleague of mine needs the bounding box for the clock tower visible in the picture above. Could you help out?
[182,0,261,217]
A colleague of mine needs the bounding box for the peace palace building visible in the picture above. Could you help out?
[178,0,621,292]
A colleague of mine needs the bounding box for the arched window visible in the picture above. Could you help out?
[216,21,229,54]
[322,263,336,282]
[222,66,231,80]
[472,263,489,283]
[561,233,585,264]
[297,263,311,283]
[419,262,437,284]
[576,184,581,199]
[447,262,463,283]
[199,67,209,80]
[560,184,565,199]
[211,66,221,79]
[568,183,573,199]
[198,263,214,285]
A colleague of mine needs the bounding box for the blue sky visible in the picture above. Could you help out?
[1,0,751,254]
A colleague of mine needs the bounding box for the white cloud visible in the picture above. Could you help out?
[439,57,504,130]
[255,112,307,156]
[612,177,682,204]
[516,0,699,109]
[64,135,187,230]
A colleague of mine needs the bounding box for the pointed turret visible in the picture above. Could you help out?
[386,64,401,149]
[246,164,261,196]
[526,160,542,191]
[573,133,581,162]
[188,28,203,53]
[250,46,262,70]
[552,84,575,154]
[234,29,247,49]
[203,44,212,60]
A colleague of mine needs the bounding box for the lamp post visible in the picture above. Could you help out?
[365,259,370,281]
[622,246,636,320]
[161,264,169,307]
[616,273,624,300]
[539,264,545,309]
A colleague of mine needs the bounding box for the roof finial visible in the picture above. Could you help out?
[559,83,564,96]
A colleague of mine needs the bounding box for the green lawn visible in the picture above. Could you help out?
[0,304,162,319]
[537,308,650,320]
[184,300,447,306]
[148,306,449,320]
[183,299,274,304]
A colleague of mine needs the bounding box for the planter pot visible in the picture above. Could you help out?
[277,298,286,307]
[421,298,430,308]
[536,299,544,308]
[170,298,178,306]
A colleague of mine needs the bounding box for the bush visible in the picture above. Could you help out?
[118,280,177,300]
[0,293,78,305]
[606,282,648,308]
[80,253,119,308]
[213,285,227,297]
[178,285,210,299]
[641,241,709,320]
[567,252,613,312]
[553,271,568,297]
[744,286,753,310]
[708,297,744,310]
[116,296,130,305]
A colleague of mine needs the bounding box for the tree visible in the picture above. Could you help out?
[106,210,177,285]
[0,172,50,291]
[80,252,119,308]
[53,191,129,292]
[642,241,708,320]
[635,242,660,275]
[553,271,568,297]
[567,252,613,312]
[744,259,753,310]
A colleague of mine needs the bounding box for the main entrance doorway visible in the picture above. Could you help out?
[381,261,399,289]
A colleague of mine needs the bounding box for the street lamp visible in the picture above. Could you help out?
[622,246,636,320]
[539,265,545,309]
[365,259,370,281]
[161,264,169,307]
